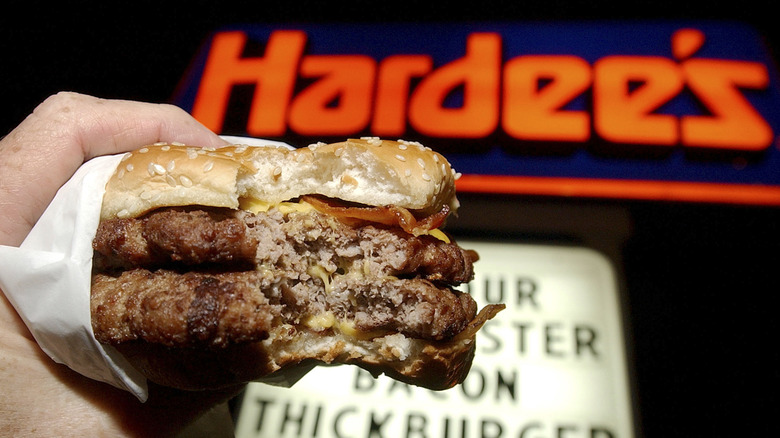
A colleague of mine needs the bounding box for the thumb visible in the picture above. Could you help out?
[0,92,228,246]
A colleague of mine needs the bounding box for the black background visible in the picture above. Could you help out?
[2,1,778,436]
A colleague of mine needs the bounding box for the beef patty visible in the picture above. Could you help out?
[91,205,478,349]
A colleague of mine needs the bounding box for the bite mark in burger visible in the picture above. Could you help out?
[91,138,504,391]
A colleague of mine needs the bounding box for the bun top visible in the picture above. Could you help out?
[100,138,460,220]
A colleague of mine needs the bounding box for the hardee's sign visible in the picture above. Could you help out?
[174,23,780,205]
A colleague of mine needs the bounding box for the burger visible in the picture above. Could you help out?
[90,137,504,391]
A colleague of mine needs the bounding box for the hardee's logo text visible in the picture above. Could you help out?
[192,28,773,151]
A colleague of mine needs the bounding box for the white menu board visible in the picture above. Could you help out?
[234,241,635,438]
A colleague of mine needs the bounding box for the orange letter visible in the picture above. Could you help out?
[594,56,683,145]
[372,55,433,137]
[681,59,772,150]
[192,30,306,136]
[408,33,501,138]
[288,55,376,136]
[503,55,592,142]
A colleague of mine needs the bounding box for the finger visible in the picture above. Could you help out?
[0,92,228,246]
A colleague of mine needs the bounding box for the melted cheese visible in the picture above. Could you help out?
[308,264,333,293]
[304,312,336,330]
[336,319,390,340]
[303,312,391,340]
[239,197,315,214]
[427,228,450,243]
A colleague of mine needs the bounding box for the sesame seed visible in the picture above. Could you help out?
[433,155,439,163]
[179,175,193,187]
[117,209,130,218]
[153,142,166,146]
[171,141,185,146]
[422,172,431,181]
[454,172,462,180]
[187,149,198,160]
[404,169,412,177]
[126,164,134,172]
[417,158,426,169]
[166,160,176,172]
[203,161,214,172]
[121,153,132,162]
[395,154,406,162]
[152,163,166,175]
[341,174,358,186]
[398,144,408,150]
[166,174,177,187]
[117,168,125,179]
[140,191,152,200]
[139,147,149,154]
[161,145,170,151]
[272,167,282,177]
[361,136,381,146]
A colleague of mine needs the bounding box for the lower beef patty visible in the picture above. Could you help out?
[91,206,479,348]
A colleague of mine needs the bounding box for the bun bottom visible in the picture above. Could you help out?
[114,319,493,391]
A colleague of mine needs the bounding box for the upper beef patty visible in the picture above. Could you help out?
[91,205,479,348]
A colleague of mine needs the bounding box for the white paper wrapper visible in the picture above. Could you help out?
[0,137,296,402]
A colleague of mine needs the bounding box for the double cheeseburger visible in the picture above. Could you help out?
[90,138,503,391]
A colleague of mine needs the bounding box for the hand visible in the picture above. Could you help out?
[0,92,238,436]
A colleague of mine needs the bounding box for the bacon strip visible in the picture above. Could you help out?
[301,195,450,236]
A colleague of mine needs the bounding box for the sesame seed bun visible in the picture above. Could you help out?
[100,138,459,221]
